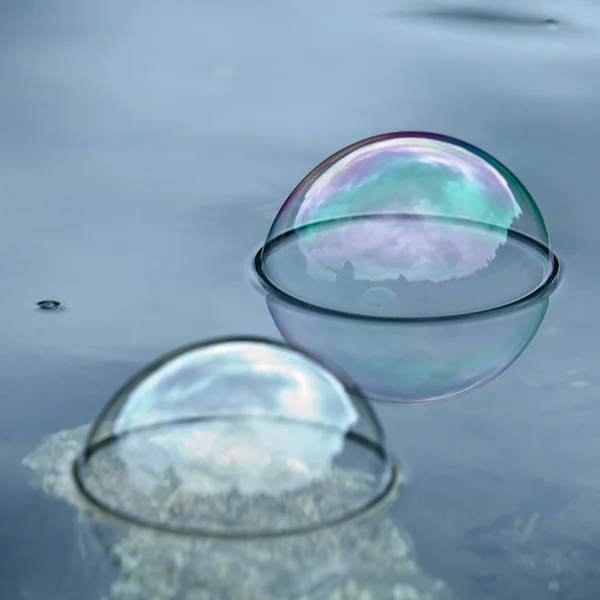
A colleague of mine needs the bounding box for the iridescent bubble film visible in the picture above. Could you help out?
[259,132,555,319]
[75,338,395,535]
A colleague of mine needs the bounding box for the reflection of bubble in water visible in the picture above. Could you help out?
[266,292,549,403]
[74,338,395,537]
[254,133,559,403]
[264,132,549,287]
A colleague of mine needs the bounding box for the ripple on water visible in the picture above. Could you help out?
[383,5,574,35]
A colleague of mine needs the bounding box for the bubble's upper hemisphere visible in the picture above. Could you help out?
[263,133,550,286]
[108,341,359,436]
[77,339,394,536]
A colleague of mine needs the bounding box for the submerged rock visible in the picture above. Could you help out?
[23,425,454,600]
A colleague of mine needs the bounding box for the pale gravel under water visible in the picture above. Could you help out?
[23,426,454,600]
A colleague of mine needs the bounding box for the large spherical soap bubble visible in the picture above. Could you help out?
[254,132,560,403]
[74,337,397,536]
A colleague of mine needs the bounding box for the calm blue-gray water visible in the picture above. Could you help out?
[1,0,600,598]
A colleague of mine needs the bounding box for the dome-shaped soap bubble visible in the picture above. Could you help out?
[258,132,556,319]
[254,133,560,403]
[73,337,397,536]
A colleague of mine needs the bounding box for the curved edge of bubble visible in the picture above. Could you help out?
[367,295,548,406]
[71,335,401,540]
[253,222,562,324]
[264,130,551,248]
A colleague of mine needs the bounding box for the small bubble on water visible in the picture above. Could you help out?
[36,300,62,312]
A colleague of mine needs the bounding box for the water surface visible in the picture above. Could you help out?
[2,0,600,598]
